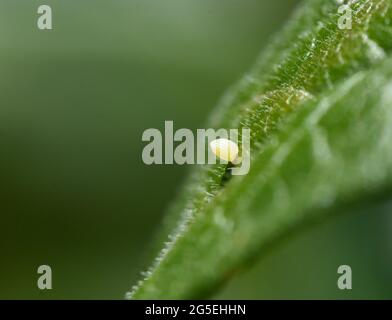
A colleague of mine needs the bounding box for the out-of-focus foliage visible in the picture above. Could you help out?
[0,0,299,299]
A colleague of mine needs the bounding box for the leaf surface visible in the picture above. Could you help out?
[128,0,392,299]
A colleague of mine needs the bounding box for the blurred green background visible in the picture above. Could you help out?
[0,0,390,299]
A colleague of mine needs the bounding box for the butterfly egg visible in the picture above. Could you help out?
[210,138,239,163]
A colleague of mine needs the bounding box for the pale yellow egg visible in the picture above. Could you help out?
[210,138,239,163]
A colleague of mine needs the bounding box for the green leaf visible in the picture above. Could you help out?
[128,0,392,299]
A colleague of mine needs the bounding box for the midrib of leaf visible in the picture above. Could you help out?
[128,0,392,299]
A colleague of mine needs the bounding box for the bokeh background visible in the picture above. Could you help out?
[0,0,391,299]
